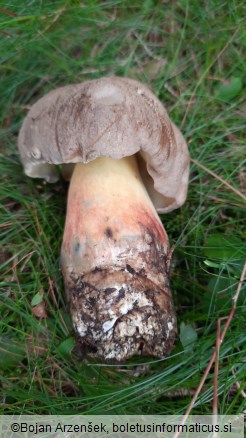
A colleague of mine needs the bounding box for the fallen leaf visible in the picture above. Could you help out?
[144,58,167,80]
[180,322,197,352]
[31,290,44,306]
[32,301,47,319]
[57,337,75,358]
[217,77,242,102]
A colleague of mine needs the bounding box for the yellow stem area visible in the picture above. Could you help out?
[61,155,168,274]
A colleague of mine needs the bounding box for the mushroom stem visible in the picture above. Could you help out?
[61,155,177,361]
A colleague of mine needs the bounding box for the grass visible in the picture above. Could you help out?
[0,0,245,415]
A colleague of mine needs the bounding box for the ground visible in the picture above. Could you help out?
[0,0,245,415]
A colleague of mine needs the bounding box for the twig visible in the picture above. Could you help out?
[0,30,12,37]
[49,357,78,395]
[38,7,66,37]
[0,7,17,37]
[0,8,17,17]
[207,194,245,209]
[191,158,246,202]
[173,261,246,438]
[47,276,69,336]
[164,84,180,98]
[133,31,160,60]
[212,318,223,437]
[213,318,220,416]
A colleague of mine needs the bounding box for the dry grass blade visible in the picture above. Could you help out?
[173,261,246,438]
[191,158,246,202]
[212,318,222,436]
[0,8,17,17]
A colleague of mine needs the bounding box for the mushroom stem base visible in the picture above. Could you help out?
[66,266,176,361]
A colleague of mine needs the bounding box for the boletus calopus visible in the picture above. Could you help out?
[18,76,190,361]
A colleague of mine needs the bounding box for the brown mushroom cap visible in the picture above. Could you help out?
[18,76,189,213]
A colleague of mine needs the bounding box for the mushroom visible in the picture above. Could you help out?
[18,76,190,361]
